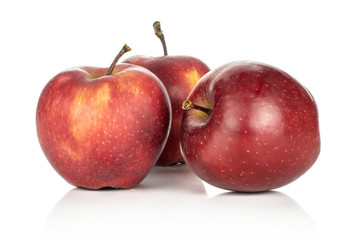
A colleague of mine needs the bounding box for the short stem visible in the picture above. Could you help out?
[153,21,168,56]
[106,44,131,76]
[182,100,212,115]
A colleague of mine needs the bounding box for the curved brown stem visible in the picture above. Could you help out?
[182,100,212,115]
[106,44,131,76]
[153,21,168,56]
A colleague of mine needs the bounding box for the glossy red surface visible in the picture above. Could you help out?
[180,61,320,192]
[123,56,210,166]
[36,64,171,189]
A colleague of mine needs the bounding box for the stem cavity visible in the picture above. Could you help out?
[153,21,168,56]
[106,44,132,76]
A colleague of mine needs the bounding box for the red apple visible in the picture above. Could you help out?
[123,21,210,166]
[180,61,320,192]
[36,45,171,189]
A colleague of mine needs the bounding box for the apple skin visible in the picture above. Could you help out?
[180,61,320,192]
[123,56,210,166]
[36,64,171,189]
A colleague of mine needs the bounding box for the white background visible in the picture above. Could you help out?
[1,0,359,239]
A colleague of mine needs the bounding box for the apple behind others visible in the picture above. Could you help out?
[180,61,320,192]
[36,45,172,189]
[123,21,210,166]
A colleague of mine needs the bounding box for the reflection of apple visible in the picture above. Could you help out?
[180,61,320,192]
[123,22,210,166]
[36,45,171,189]
[44,165,206,235]
[198,191,316,237]
[44,179,315,238]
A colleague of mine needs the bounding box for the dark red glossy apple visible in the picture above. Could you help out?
[180,61,320,192]
[36,45,171,189]
[123,22,210,166]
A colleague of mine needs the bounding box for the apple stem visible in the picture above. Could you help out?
[182,100,212,115]
[106,44,132,76]
[153,21,168,56]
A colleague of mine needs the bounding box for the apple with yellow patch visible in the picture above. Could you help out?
[36,45,172,189]
[123,22,210,166]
